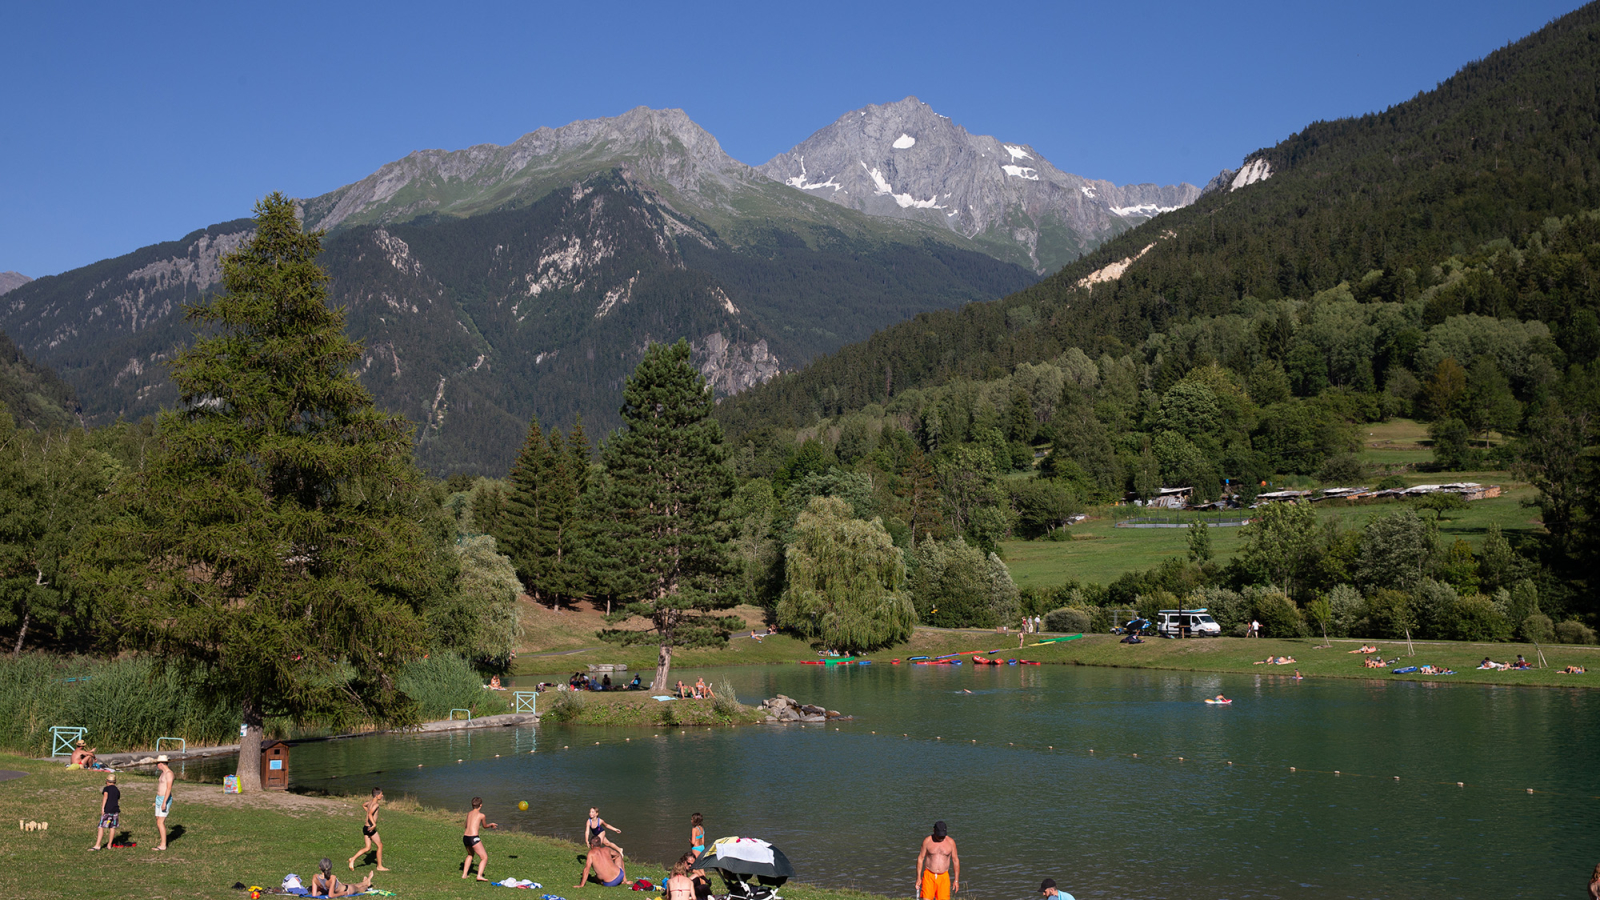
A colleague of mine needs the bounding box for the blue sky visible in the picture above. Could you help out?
[1,0,1584,277]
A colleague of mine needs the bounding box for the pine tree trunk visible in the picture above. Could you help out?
[235,698,265,793]
[11,611,28,657]
[650,644,674,694]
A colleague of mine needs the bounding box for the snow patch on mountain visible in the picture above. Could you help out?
[861,163,946,209]
[1001,165,1039,180]
[1109,203,1180,217]
[1004,145,1031,161]
[892,134,916,149]
[784,156,844,192]
[1230,158,1272,191]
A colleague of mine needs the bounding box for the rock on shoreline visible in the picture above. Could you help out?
[761,694,850,724]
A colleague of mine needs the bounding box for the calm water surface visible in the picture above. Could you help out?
[190,665,1599,899]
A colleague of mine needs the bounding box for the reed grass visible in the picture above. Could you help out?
[0,651,505,755]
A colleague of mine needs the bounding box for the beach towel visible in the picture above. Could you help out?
[652,696,674,702]
[495,879,543,889]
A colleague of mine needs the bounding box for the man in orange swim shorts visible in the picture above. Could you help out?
[916,821,959,899]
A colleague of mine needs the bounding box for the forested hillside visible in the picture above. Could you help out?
[719,2,1600,430]
[0,331,77,430]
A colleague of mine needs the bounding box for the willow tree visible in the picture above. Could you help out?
[74,193,448,791]
[587,341,742,692]
[777,496,913,653]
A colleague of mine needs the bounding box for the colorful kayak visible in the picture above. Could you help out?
[1204,698,1232,705]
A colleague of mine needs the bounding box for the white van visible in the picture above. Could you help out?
[1156,608,1222,637]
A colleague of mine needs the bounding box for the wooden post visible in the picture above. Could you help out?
[1404,628,1415,657]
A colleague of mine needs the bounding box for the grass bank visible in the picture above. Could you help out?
[536,689,765,727]
[0,755,883,900]
[840,633,1599,689]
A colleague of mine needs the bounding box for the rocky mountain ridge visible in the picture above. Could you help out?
[0,272,32,296]
[759,97,1201,273]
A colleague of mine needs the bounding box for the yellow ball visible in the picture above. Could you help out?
[517,800,529,811]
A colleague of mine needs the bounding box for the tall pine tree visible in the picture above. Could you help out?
[498,416,589,605]
[587,341,741,691]
[73,193,449,791]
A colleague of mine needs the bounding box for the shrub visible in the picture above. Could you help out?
[1043,607,1092,634]
[1362,589,1417,639]
[1373,474,1409,491]
[1451,595,1512,642]
[1316,453,1364,486]
[1324,584,1363,638]
[1520,613,1555,644]
[1411,579,1461,639]
[1188,587,1247,633]
[395,653,508,721]
[1088,606,1114,634]
[542,691,584,724]
[1252,592,1306,638]
[1555,619,1598,645]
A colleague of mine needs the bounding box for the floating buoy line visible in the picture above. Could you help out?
[313,719,1588,802]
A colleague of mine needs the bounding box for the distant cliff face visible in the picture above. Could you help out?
[0,272,32,296]
[759,97,1201,273]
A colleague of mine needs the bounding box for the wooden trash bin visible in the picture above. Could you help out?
[261,741,290,791]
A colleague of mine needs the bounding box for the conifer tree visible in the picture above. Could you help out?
[73,193,447,791]
[587,340,742,692]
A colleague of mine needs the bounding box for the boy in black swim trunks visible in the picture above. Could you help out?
[348,788,389,872]
[89,773,120,850]
[461,797,498,881]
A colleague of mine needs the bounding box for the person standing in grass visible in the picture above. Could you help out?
[89,773,120,850]
[348,788,389,871]
[460,797,498,881]
[916,821,959,900]
[153,756,174,851]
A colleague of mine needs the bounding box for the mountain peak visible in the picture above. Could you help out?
[303,106,754,233]
[0,271,32,296]
[758,99,1199,273]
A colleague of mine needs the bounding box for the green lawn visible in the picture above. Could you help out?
[1003,480,1542,589]
[0,756,886,900]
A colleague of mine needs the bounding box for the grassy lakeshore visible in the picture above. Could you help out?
[511,594,1598,692]
[0,755,883,900]
[859,632,1600,689]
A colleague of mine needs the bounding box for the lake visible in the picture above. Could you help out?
[187,664,1599,899]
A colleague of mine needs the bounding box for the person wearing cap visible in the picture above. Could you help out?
[915,821,959,900]
[1038,878,1074,900]
[153,755,175,851]
[89,772,121,850]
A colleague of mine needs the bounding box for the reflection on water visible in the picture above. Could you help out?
[185,665,1600,900]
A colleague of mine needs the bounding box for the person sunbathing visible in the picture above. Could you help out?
[1275,656,1296,665]
[1348,645,1378,654]
[69,741,98,768]
[675,681,691,699]
[1558,665,1587,674]
[1363,657,1387,668]
[311,857,374,897]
